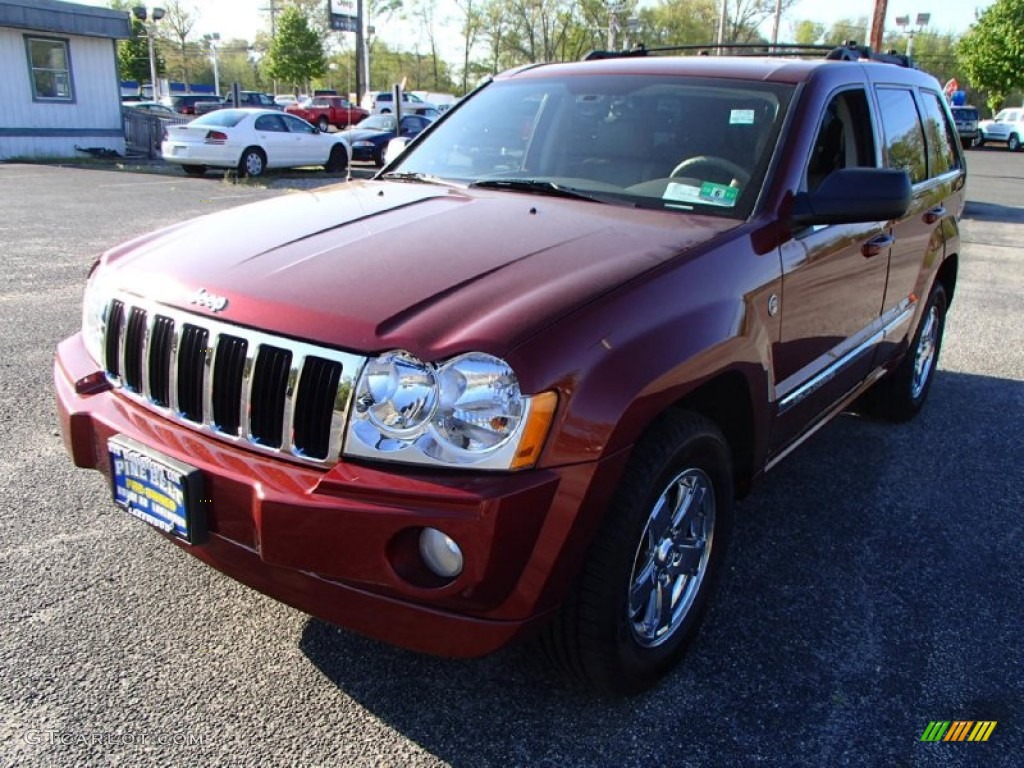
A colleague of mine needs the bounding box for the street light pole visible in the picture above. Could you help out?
[132,6,165,99]
[209,32,221,96]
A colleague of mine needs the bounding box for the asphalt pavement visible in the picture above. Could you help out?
[0,153,1021,767]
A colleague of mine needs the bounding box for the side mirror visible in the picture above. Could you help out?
[790,168,911,225]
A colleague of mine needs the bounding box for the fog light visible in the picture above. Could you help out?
[418,528,463,579]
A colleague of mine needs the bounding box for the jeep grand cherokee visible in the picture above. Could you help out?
[55,44,964,694]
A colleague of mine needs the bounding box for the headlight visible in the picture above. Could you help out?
[347,350,556,470]
[81,266,112,367]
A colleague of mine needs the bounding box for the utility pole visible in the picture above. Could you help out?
[356,0,365,104]
[716,0,728,52]
[770,0,782,49]
[260,0,279,39]
[869,0,887,49]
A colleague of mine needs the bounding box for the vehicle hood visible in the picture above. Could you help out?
[340,127,393,143]
[99,180,738,359]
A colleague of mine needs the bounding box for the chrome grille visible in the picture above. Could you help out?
[102,295,364,466]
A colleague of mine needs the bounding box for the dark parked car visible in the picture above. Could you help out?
[951,105,980,146]
[56,44,964,695]
[340,113,433,165]
[161,94,222,115]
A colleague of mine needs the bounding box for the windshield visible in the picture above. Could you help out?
[191,110,247,128]
[358,115,397,131]
[388,74,793,218]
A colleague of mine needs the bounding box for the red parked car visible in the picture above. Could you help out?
[55,44,964,694]
[286,96,368,131]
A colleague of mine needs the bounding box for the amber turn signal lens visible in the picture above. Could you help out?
[510,391,558,470]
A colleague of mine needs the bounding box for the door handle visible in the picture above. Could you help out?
[923,205,946,224]
[862,234,895,258]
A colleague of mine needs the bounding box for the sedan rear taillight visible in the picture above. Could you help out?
[204,131,228,144]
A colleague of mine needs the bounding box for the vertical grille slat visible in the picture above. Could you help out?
[249,345,292,448]
[105,299,126,378]
[148,316,175,407]
[177,324,209,422]
[123,307,147,392]
[99,296,361,467]
[212,334,248,436]
[293,357,343,460]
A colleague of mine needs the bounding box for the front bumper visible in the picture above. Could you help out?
[55,333,626,657]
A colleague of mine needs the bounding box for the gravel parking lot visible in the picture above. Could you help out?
[0,153,1021,767]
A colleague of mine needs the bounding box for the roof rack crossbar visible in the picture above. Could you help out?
[582,41,914,68]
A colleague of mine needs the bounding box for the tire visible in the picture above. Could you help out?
[373,148,385,168]
[1008,134,1020,152]
[316,116,330,132]
[971,135,983,148]
[325,144,348,174]
[182,165,207,176]
[238,147,266,178]
[866,283,948,422]
[542,411,734,695]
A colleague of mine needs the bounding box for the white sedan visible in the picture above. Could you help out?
[161,108,350,177]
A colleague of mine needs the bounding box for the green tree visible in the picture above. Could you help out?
[157,0,198,85]
[956,0,1024,113]
[266,6,327,89]
[117,17,165,83]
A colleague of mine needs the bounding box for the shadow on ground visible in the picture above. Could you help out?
[299,370,1023,767]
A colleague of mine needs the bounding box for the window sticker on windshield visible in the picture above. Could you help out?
[699,182,739,206]
[664,182,739,207]
[730,109,755,125]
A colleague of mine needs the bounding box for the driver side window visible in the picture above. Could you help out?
[806,89,876,192]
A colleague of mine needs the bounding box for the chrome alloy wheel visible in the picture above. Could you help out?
[628,468,715,647]
[911,305,939,400]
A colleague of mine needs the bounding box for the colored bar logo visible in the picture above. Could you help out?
[921,721,997,742]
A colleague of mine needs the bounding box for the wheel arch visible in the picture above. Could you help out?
[935,251,958,307]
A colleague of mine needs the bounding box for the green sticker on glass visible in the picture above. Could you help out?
[698,182,739,207]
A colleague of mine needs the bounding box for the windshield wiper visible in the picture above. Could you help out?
[379,171,462,188]
[469,178,626,205]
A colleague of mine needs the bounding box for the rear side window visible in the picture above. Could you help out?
[919,91,960,176]
[876,87,927,184]
[192,110,246,128]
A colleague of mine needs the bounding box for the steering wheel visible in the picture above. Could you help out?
[670,155,751,186]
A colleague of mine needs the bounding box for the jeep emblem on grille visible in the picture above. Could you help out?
[188,287,228,312]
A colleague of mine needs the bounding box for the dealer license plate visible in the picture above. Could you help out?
[108,436,206,544]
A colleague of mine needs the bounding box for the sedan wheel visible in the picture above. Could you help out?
[1009,134,1021,152]
[238,147,266,178]
[541,411,733,695]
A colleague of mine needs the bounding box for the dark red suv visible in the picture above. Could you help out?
[55,44,964,694]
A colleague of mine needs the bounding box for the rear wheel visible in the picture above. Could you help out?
[373,148,385,168]
[542,411,733,695]
[238,147,266,178]
[316,116,330,132]
[182,165,207,176]
[865,283,948,422]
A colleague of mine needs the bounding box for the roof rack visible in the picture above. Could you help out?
[582,41,915,69]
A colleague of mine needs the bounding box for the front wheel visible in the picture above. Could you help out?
[542,411,734,695]
[866,283,948,422]
[1008,134,1020,152]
